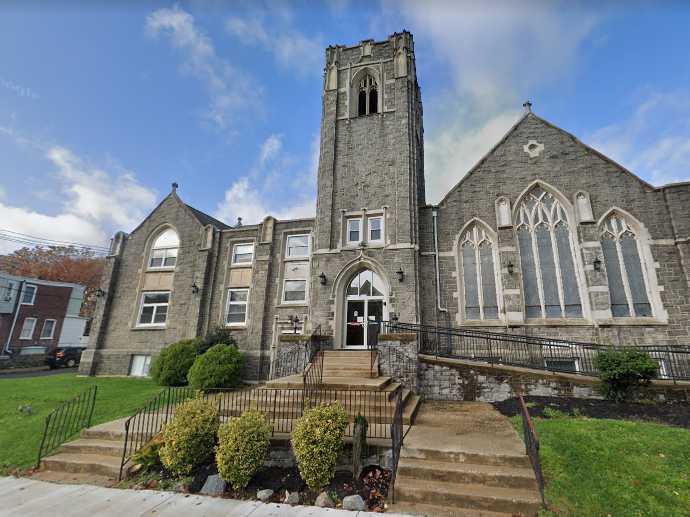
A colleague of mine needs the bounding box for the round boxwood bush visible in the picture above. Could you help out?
[159,397,219,476]
[150,339,199,386]
[216,410,272,489]
[291,402,349,491]
[197,327,237,355]
[187,344,243,390]
[594,348,658,402]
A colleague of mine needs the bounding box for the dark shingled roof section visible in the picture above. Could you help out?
[185,204,231,229]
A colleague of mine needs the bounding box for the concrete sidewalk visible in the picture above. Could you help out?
[0,477,413,517]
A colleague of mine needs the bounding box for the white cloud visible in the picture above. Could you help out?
[225,12,322,76]
[146,5,257,131]
[0,77,39,100]
[215,134,318,225]
[588,92,690,186]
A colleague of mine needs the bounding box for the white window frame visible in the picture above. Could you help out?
[544,357,580,373]
[346,218,362,245]
[368,216,384,244]
[231,243,255,265]
[286,234,310,259]
[458,224,501,321]
[282,279,307,304]
[129,354,152,377]
[40,319,57,339]
[225,288,249,326]
[20,317,37,340]
[3,281,16,302]
[22,284,37,305]
[136,291,170,328]
[148,229,179,271]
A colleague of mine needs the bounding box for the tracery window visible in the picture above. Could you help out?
[600,214,652,317]
[459,224,499,320]
[358,74,378,116]
[149,229,179,269]
[516,186,582,318]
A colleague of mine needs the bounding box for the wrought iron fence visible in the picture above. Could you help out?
[119,386,195,479]
[303,328,324,403]
[384,321,690,381]
[270,325,325,380]
[36,385,97,468]
[518,394,545,507]
[389,389,404,504]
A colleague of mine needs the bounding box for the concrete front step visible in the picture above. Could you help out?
[40,452,122,478]
[265,375,393,391]
[60,438,124,458]
[80,418,127,441]
[401,446,531,469]
[388,501,514,517]
[394,476,541,516]
[397,457,537,490]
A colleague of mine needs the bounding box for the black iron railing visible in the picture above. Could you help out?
[270,325,325,380]
[303,328,324,404]
[518,394,546,507]
[389,389,404,504]
[119,386,195,479]
[37,385,97,468]
[384,321,690,381]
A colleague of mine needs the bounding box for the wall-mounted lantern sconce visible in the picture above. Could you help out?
[95,288,106,298]
[507,261,515,276]
[191,282,200,294]
[593,256,602,272]
[396,267,404,282]
[319,272,327,285]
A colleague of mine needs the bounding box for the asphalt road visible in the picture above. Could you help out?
[0,367,77,379]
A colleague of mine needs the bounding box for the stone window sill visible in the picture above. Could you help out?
[597,318,667,327]
[132,326,166,331]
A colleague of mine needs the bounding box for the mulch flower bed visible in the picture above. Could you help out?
[493,395,690,428]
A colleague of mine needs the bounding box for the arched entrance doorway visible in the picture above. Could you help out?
[344,269,388,348]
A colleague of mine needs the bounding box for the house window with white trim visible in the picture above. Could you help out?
[516,185,582,319]
[40,319,57,339]
[129,354,151,377]
[286,235,310,258]
[137,292,170,327]
[149,229,179,269]
[232,243,254,265]
[226,289,248,325]
[368,216,383,243]
[460,224,499,320]
[22,285,37,305]
[600,214,652,317]
[283,280,307,303]
[20,317,37,339]
[347,219,362,245]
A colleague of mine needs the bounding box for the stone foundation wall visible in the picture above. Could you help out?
[265,440,392,472]
[377,335,418,392]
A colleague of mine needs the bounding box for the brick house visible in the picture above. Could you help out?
[79,32,690,380]
[0,272,87,357]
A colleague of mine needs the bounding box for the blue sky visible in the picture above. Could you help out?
[1,1,690,252]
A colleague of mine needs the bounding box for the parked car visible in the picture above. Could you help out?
[47,347,86,369]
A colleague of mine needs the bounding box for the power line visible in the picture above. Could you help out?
[0,228,110,253]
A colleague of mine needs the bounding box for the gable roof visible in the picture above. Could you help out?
[436,111,657,207]
[185,204,230,229]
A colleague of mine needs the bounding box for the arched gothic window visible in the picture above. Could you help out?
[600,214,652,317]
[358,74,378,116]
[149,228,179,269]
[460,224,499,320]
[516,186,582,318]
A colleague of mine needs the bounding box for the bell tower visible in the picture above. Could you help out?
[314,31,425,251]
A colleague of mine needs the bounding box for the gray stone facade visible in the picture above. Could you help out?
[81,31,690,381]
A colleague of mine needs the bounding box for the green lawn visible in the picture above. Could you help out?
[514,414,690,516]
[0,373,160,475]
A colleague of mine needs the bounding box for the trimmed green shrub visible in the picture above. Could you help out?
[216,410,272,489]
[291,402,349,491]
[159,398,219,476]
[132,434,164,473]
[150,339,199,386]
[197,327,237,355]
[594,348,658,402]
[187,344,243,390]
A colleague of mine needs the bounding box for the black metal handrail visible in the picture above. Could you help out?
[384,321,690,381]
[119,386,195,479]
[37,385,97,468]
[389,389,404,504]
[518,394,546,506]
[270,325,325,380]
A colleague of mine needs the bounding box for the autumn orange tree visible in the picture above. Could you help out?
[0,246,105,317]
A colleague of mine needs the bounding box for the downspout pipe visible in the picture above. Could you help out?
[4,280,25,355]
[432,209,447,314]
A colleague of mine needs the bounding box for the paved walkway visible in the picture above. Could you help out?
[0,477,412,517]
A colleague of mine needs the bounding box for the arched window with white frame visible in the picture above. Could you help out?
[459,223,499,320]
[148,228,179,270]
[516,185,582,319]
[600,213,652,317]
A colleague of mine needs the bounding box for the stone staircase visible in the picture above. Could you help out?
[390,401,542,517]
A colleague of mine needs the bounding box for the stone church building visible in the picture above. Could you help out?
[79,32,690,380]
